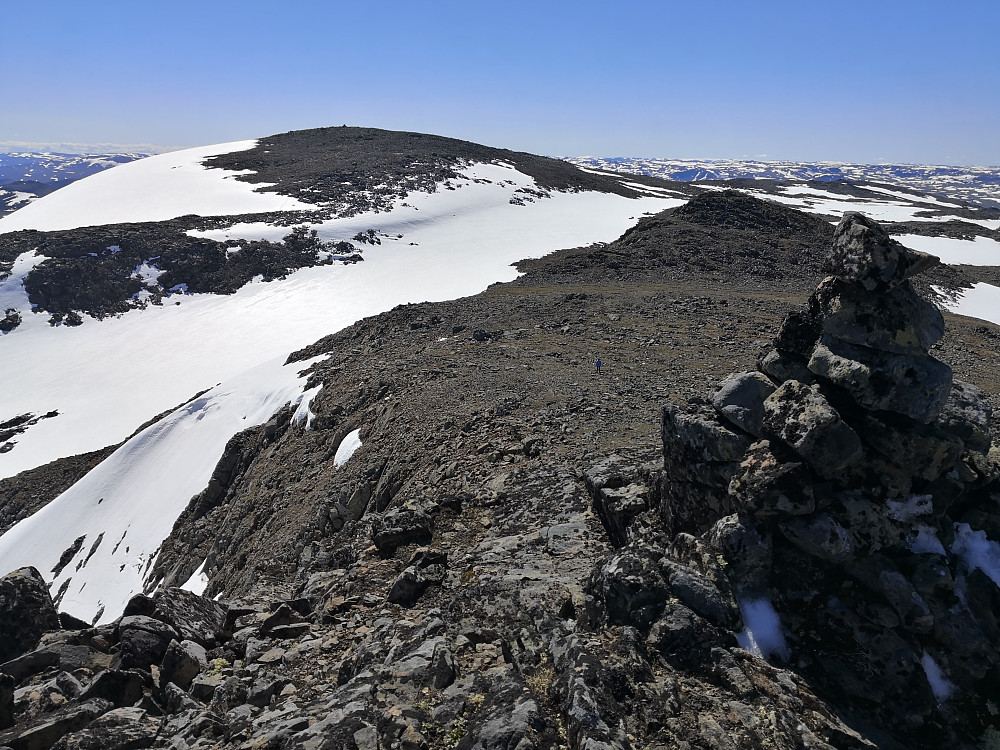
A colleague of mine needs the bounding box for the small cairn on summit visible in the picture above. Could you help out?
[656,213,999,746]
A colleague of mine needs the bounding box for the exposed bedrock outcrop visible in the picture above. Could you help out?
[651,213,1000,748]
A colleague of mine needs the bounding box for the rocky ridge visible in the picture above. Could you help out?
[0,205,999,749]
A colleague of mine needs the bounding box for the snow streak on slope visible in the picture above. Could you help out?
[0,162,678,479]
[0,355,320,624]
[942,283,1000,327]
[0,141,315,233]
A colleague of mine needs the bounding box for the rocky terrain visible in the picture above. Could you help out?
[1,193,1000,749]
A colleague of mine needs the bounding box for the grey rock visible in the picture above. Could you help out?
[812,276,944,354]
[207,675,248,714]
[862,414,963,481]
[0,674,12,730]
[707,515,773,594]
[589,545,670,629]
[0,568,60,664]
[808,336,952,423]
[0,698,112,750]
[763,380,862,476]
[779,514,857,563]
[711,371,776,438]
[662,403,752,464]
[936,379,993,452]
[728,441,815,516]
[663,560,738,629]
[371,508,433,553]
[660,481,736,537]
[113,617,179,670]
[151,588,227,648]
[758,349,814,385]
[188,672,226,703]
[159,640,207,692]
[1,650,60,683]
[79,670,145,709]
[827,213,938,291]
[49,707,160,750]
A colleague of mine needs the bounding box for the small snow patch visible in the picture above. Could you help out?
[921,651,955,703]
[180,559,209,596]
[334,429,362,467]
[909,525,947,556]
[292,384,322,430]
[736,597,790,662]
[951,522,1000,587]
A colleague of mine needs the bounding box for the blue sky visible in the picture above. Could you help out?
[3,1,998,164]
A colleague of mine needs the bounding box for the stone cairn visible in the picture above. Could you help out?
[657,213,999,746]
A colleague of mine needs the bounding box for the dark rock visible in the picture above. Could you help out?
[120,595,156,619]
[862,414,963,481]
[159,682,200,714]
[79,670,145,709]
[371,508,433,553]
[762,380,862,476]
[258,604,305,638]
[0,568,60,663]
[728,440,815,516]
[758,349,814,384]
[112,617,179,670]
[589,544,670,629]
[808,336,952,423]
[662,560,739,629]
[0,698,112,750]
[584,456,650,547]
[662,403,752,464]
[49,707,160,750]
[812,276,944,354]
[711,371,776,438]
[936,379,993,452]
[774,308,820,357]
[0,674,12,730]
[646,602,733,666]
[151,588,227,648]
[660,480,736,537]
[707,515,772,594]
[56,614,89,632]
[1,650,60,683]
[827,212,938,291]
[159,640,206,691]
[386,548,448,606]
[778,513,857,563]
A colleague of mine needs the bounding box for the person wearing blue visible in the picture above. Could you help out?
[595,358,602,374]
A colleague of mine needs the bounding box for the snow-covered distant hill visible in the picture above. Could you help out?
[0,151,150,218]
[566,156,1000,209]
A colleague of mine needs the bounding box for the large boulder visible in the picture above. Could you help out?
[808,336,952,423]
[762,380,862,476]
[711,371,776,438]
[112,615,179,670]
[827,213,938,291]
[0,567,60,663]
[152,588,227,648]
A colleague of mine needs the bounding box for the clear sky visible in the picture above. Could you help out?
[3,0,998,165]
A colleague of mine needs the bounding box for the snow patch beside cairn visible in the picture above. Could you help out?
[652,214,1000,746]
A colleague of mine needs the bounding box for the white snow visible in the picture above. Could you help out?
[950,522,1000,588]
[736,597,790,662]
[908,525,947,556]
[333,429,363,467]
[0,249,47,316]
[896,234,1000,266]
[180,559,210,596]
[921,651,956,702]
[940,282,1000,326]
[291,384,322,430]
[0,141,316,233]
[0,161,679,479]
[0,354,321,624]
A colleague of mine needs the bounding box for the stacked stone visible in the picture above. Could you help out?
[661,213,1000,746]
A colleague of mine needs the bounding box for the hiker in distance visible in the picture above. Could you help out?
[595,358,602,374]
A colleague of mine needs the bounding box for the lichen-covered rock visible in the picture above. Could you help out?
[758,348,814,384]
[151,588,227,648]
[936,379,993,452]
[728,440,816,516]
[812,275,944,354]
[159,639,207,691]
[862,414,964,481]
[371,507,433,553]
[808,336,952,422]
[0,567,60,664]
[763,380,862,476]
[778,513,857,563]
[112,616,179,670]
[827,212,938,291]
[662,402,752,464]
[711,371,776,438]
[589,544,670,629]
[50,707,160,750]
[707,515,772,594]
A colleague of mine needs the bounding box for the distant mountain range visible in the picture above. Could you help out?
[565,156,1000,208]
[0,152,150,218]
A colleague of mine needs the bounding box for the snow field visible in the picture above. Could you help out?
[0,141,317,234]
[1,162,680,479]
[0,354,323,624]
